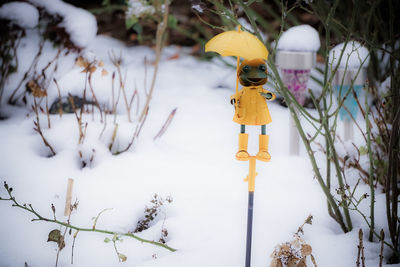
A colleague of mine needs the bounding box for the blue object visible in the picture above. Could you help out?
[335,84,363,121]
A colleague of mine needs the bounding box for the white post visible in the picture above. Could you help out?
[64,178,74,216]
[289,110,300,155]
[343,120,354,141]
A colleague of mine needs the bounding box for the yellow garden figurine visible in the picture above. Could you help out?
[231,58,275,162]
[205,25,274,162]
[205,25,274,267]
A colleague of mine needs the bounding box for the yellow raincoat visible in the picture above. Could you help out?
[231,86,275,125]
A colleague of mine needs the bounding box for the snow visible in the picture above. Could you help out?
[0,3,393,267]
[126,0,156,18]
[329,41,370,69]
[191,4,203,13]
[0,2,39,28]
[29,0,97,48]
[277,25,320,52]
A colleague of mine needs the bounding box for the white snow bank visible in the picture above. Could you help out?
[329,41,370,69]
[29,0,97,48]
[277,25,320,52]
[0,2,39,28]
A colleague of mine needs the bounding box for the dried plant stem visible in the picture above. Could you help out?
[71,230,79,264]
[119,70,131,122]
[348,194,395,250]
[68,94,85,144]
[108,123,118,152]
[0,183,176,252]
[153,108,177,140]
[118,107,149,154]
[53,79,63,118]
[380,229,385,267]
[9,39,44,104]
[138,0,169,122]
[99,110,107,140]
[32,98,56,156]
[357,229,361,267]
[88,73,103,122]
[359,229,366,267]
[310,254,318,267]
[110,53,131,122]
[45,95,51,129]
[111,71,116,116]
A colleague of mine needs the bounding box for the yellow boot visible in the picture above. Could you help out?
[256,134,271,162]
[236,133,250,161]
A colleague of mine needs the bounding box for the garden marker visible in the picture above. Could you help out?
[333,68,367,140]
[329,42,369,141]
[276,51,315,155]
[275,25,319,155]
[206,25,274,267]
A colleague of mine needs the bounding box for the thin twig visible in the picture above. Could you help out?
[153,108,177,140]
[0,182,177,252]
[71,230,79,264]
[138,0,169,122]
[380,229,385,267]
[32,98,56,156]
[53,78,63,118]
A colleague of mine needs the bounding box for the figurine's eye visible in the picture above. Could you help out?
[242,65,250,73]
[258,64,266,72]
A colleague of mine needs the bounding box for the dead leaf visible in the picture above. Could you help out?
[301,244,312,256]
[76,56,89,68]
[167,53,180,60]
[129,33,137,41]
[269,258,283,267]
[27,80,47,98]
[118,253,127,262]
[81,65,97,74]
[101,69,108,76]
[47,229,65,250]
[191,43,201,54]
[297,258,307,267]
[98,60,104,67]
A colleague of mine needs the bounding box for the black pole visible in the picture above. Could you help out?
[245,191,254,267]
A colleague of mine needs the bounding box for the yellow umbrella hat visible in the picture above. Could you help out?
[205,28,269,60]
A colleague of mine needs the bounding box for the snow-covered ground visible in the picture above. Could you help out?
[0,2,394,267]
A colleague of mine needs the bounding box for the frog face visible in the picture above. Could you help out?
[238,59,268,86]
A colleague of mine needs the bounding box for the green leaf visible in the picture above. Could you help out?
[126,16,138,29]
[132,23,142,35]
[375,136,382,145]
[359,146,368,155]
[104,237,111,243]
[118,253,127,262]
[102,0,110,7]
[132,23,143,42]
[168,15,178,29]
[112,234,119,242]
[47,229,65,250]
[47,229,62,243]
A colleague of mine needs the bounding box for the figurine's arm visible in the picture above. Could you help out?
[230,94,236,105]
[260,89,276,101]
[230,92,240,105]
